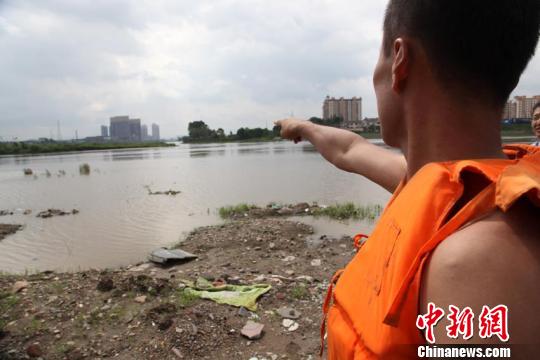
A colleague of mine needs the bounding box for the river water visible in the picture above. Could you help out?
[0,141,391,273]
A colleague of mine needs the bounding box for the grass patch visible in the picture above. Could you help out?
[177,289,198,308]
[0,292,19,315]
[55,342,76,355]
[26,317,44,334]
[290,284,309,300]
[218,203,256,219]
[48,281,65,295]
[312,203,383,220]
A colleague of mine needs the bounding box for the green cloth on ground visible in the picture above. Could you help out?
[181,277,271,311]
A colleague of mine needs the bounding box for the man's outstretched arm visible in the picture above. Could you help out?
[275,118,406,193]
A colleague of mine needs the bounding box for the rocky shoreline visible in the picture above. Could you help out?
[0,218,359,359]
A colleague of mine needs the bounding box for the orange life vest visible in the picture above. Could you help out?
[324,144,540,359]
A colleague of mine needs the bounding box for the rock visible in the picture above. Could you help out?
[172,347,183,358]
[26,344,43,358]
[282,319,299,332]
[310,259,322,267]
[275,292,286,300]
[128,263,154,272]
[238,307,251,317]
[282,255,296,262]
[96,277,114,292]
[276,307,301,320]
[12,280,29,293]
[134,295,147,304]
[277,207,294,216]
[240,320,264,340]
[296,275,314,283]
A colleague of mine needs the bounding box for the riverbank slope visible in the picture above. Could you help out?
[0,217,357,359]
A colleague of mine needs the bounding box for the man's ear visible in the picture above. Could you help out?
[392,38,409,93]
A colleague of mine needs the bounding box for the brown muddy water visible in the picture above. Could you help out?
[0,141,391,273]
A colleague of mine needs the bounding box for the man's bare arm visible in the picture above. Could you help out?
[275,118,406,192]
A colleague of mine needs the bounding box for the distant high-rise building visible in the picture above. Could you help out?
[141,124,149,141]
[109,116,142,141]
[503,95,540,119]
[323,96,362,126]
[101,125,109,137]
[152,123,160,141]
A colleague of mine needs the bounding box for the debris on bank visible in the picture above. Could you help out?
[36,209,80,218]
[0,218,358,359]
[149,248,197,265]
[0,224,22,241]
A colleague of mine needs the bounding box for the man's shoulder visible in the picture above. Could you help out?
[421,199,540,345]
[431,199,540,271]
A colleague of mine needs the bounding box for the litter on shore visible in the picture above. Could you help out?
[148,248,197,265]
[181,277,272,311]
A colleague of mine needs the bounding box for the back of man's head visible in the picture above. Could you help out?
[383,0,540,106]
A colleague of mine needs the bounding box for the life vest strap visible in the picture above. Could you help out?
[320,269,344,356]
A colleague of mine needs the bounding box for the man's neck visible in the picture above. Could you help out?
[401,101,506,180]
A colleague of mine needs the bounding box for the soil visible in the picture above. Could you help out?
[0,218,358,359]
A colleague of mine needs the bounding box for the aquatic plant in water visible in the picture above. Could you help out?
[79,163,91,175]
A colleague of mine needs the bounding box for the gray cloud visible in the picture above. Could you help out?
[0,0,538,140]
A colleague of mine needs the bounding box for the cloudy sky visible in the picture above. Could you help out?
[1,0,539,140]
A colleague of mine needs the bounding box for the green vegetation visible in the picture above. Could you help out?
[353,131,382,139]
[0,292,19,331]
[182,121,280,143]
[0,141,174,155]
[308,116,343,128]
[55,342,76,355]
[218,204,256,218]
[0,292,19,314]
[501,122,534,137]
[312,203,383,221]
[27,317,44,334]
[218,202,383,221]
[290,284,309,300]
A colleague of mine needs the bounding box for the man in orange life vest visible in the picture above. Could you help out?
[276,0,540,359]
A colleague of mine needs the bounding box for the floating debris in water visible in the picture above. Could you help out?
[36,209,80,218]
[144,185,181,196]
[0,224,22,241]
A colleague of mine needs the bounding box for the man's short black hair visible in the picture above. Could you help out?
[534,101,540,114]
[383,0,540,106]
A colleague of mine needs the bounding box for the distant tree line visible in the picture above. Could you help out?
[181,121,281,143]
[308,116,343,127]
[0,141,172,155]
